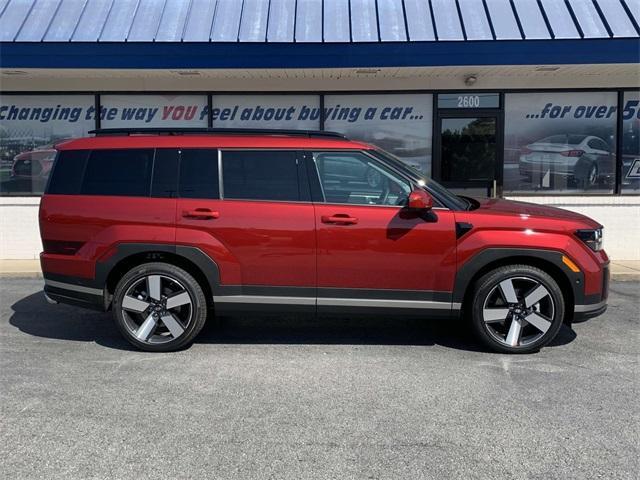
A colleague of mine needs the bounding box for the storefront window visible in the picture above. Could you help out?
[0,95,95,196]
[324,94,433,174]
[622,91,640,193]
[504,92,617,194]
[210,95,320,129]
[100,95,208,128]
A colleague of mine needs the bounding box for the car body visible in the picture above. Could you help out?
[11,147,57,180]
[519,134,614,187]
[39,129,609,353]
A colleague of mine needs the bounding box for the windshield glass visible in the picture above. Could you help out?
[369,148,469,210]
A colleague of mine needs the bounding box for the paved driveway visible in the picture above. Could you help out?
[1,278,638,479]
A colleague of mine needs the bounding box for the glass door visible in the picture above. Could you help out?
[434,115,501,196]
[433,94,503,197]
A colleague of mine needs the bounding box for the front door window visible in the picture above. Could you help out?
[313,151,412,206]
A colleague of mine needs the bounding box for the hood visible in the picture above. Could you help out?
[471,197,601,227]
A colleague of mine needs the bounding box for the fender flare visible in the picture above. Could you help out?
[95,243,221,295]
[453,248,586,306]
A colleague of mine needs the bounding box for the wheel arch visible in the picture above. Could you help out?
[98,244,220,310]
[455,249,582,323]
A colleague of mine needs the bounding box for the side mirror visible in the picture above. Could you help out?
[407,189,433,211]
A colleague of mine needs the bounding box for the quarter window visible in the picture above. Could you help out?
[222,151,300,201]
[47,150,88,195]
[81,149,154,196]
[312,151,412,206]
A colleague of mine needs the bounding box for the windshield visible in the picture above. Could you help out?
[369,148,469,210]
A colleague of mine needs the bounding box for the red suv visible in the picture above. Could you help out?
[39,128,609,353]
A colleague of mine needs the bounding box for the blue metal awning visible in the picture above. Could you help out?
[0,0,638,68]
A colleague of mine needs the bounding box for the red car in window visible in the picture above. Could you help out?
[39,128,609,353]
[11,147,57,181]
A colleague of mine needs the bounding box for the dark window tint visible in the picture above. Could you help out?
[81,149,153,196]
[152,149,179,198]
[179,149,219,199]
[222,151,299,201]
[47,150,88,194]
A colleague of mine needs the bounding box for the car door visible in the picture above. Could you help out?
[308,150,458,315]
[175,148,316,312]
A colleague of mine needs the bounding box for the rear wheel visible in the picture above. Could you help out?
[112,262,208,352]
[471,265,565,353]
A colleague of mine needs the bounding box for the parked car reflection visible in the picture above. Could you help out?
[519,134,614,188]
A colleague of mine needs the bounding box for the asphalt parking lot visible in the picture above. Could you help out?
[1,278,638,479]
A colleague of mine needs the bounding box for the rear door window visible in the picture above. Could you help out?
[179,149,219,199]
[151,149,179,198]
[222,150,302,201]
[81,149,154,196]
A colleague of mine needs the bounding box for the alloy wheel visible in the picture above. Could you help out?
[120,274,193,345]
[481,276,555,348]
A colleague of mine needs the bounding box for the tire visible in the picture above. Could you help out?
[112,262,208,352]
[470,265,565,354]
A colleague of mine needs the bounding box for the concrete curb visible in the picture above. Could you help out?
[0,272,43,279]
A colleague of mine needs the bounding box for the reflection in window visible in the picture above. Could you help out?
[622,92,640,193]
[440,117,497,183]
[503,92,617,194]
[324,94,433,175]
[0,95,94,196]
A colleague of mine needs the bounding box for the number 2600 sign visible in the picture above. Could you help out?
[457,95,481,108]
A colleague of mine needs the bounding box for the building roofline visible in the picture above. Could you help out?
[1,38,638,70]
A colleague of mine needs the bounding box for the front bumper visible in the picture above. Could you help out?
[574,300,608,321]
[573,264,609,321]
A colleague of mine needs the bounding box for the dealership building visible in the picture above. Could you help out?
[0,0,638,260]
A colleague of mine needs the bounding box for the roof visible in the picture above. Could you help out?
[55,134,372,151]
[1,0,638,43]
[0,0,638,69]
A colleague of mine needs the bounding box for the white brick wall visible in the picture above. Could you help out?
[1,196,638,260]
[0,197,41,260]
[506,196,640,261]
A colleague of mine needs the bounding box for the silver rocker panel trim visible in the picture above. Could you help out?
[44,279,103,296]
[214,295,460,310]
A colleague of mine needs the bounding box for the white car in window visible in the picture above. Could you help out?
[519,134,614,188]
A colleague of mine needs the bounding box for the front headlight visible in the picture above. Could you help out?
[576,228,603,252]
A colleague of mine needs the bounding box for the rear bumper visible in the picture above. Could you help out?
[519,160,575,177]
[43,277,106,311]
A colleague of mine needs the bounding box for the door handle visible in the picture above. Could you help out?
[182,208,220,220]
[321,214,358,225]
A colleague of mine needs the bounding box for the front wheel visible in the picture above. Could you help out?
[470,265,565,354]
[112,262,208,352]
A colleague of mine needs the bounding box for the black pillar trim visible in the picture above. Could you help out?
[615,91,624,195]
[94,94,101,130]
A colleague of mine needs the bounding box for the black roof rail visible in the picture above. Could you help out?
[88,127,348,139]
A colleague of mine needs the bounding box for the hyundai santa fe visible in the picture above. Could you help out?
[39,128,609,353]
